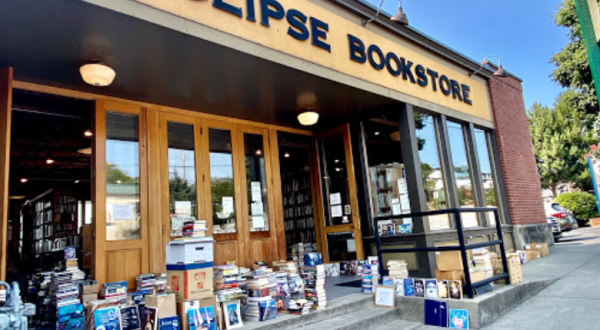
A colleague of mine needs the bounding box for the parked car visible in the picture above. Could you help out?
[545,202,577,232]
[547,216,563,242]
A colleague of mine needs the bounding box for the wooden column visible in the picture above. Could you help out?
[0,68,12,281]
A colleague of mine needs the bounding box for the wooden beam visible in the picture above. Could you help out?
[0,67,13,281]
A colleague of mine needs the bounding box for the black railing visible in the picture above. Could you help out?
[374,207,510,299]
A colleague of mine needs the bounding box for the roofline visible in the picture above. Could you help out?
[331,0,522,82]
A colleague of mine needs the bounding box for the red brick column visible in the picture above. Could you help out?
[488,75,546,226]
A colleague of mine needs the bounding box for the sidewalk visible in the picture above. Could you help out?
[376,227,600,330]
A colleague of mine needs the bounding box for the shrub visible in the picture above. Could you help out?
[555,192,598,226]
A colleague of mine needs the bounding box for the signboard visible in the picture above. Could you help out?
[132,0,492,121]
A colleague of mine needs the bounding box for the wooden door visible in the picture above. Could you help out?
[93,101,150,289]
[201,120,245,266]
[237,126,278,266]
[0,68,12,281]
[315,125,364,263]
[158,113,204,269]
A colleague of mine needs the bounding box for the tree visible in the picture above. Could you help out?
[552,0,599,114]
[528,90,596,196]
[106,164,137,184]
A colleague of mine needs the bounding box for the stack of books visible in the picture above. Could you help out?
[214,265,246,303]
[245,296,273,321]
[65,259,85,281]
[387,260,409,279]
[275,272,290,297]
[268,272,278,297]
[246,273,271,298]
[287,272,305,299]
[51,272,84,330]
[273,261,298,274]
[182,219,208,237]
[287,299,312,315]
[99,281,128,303]
[135,273,157,294]
[304,264,327,309]
[472,248,494,279]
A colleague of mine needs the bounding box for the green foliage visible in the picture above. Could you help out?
[528,90,596,194]
[106,164,137,184]
[485,188,497,207]
[414,111,426,150]
[169,177,197,216]
[555,191,598,225]
[552,0,599,114]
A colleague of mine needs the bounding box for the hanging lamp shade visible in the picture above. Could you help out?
[297,111,320,126]
[79,63,116,87]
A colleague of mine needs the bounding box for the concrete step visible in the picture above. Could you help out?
[242,293,374,330]
[293,305,401,330]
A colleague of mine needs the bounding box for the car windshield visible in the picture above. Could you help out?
[551,203,565,211]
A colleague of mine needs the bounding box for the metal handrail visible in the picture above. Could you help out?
[374,207,510,299]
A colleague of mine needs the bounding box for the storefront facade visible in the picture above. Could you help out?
[0,0,550,285]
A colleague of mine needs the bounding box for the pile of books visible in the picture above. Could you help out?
[51,272,84,330]
[214,264,246,302]
[65,259,85,281]
[135,273,166,294]
[182,219,208,238]
[387,260,409,279]
[287,272,305,299]
[273,261,298,274]
[275,272,290,297]
[287,299,312,315]
[245,297,277,321]
[99,281,128,303]
[304,264,326,309]
[268,272,278,297]
[472,248,494,279]
[246,273,271,298]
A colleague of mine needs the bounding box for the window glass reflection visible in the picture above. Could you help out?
[447,121,478,227]
[415,114,451,230]
[105,112,141,241]
[474,128,501,225]
[210,129,237,234]
[167,122,197,236]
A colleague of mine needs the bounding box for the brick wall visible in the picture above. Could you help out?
[488,75,546,225]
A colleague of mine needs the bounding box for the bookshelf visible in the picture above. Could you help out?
[282,173,316,246]
[21,189,80,271]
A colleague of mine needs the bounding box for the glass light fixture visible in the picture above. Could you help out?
[46,158,55,164]
[80,63,116,87]
[84,130,93,137]
[298,111,319,126]
[20,178,28,183]
[284,152,290,158]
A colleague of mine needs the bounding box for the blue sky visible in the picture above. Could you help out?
[368,0,569,109]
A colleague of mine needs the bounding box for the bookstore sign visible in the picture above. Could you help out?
[133,0,492,120]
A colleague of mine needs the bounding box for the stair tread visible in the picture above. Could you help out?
[294,306,397,329]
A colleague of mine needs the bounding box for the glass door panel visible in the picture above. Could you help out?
[243,133,270,232]
[165,121,199,237]
[209,128,237,234]
[105,111,141,241]
[316,125,363,262]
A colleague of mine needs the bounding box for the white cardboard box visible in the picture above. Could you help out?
[166,238,214,264]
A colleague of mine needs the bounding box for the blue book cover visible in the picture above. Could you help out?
[158,316,180,330]
[94,307,120,330]
[187,307,216,330]
[403,279,415,297]
[449,309,469,328]
[258,299,278,321]
[304,253,322,266]
[424,300,448,328]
